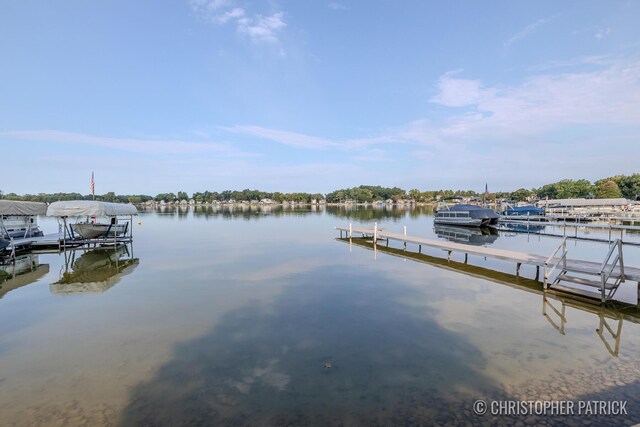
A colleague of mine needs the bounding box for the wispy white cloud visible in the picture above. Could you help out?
[328,2,350,11]
[222,125,339,149]
[0,130,256,156]
[595,28,611,40]
[189,0,286,44]
[204,59,640,189]
[7,60,638,194]
[430,60,640,140]
[527,54,612,72]
[237,12,286,43]
[189,0,230,13]
[430,70,486,107]
[221,124,422,151]
[504,15,557,48]
[352,149,395,162]
[214,7,244,24]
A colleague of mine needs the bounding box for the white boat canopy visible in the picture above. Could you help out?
[0,200,48,216]
[47,200,138,217]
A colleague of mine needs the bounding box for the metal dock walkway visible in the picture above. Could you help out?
[336,224,640,304]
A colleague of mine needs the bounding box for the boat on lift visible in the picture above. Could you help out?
[0,200,47,239]
[46,200,137,240]
[501,203,544,216]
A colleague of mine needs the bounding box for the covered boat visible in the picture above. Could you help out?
[434,204,500,227]
[47,200,137,240]
[0,200,47,239]
[502,205,544,216]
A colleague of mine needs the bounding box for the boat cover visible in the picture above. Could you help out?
[47,200,138,217]
[0,200,48,216]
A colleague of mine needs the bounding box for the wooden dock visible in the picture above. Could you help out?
[335,224,640,304]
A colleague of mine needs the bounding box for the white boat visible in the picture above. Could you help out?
[47,200,138,240]
[71,222,128,239]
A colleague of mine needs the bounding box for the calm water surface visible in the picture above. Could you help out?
[1,206,640,426]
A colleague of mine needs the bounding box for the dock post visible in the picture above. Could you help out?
[373,222,377,245]
[418,245,422,254]
[516,263,521,276]
[349,223,352,239]
[464,253,468,264]
[403,225,407,251]
[535,266,540,281]
[447,251,451,261]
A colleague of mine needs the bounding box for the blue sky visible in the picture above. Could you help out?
[1,0,639,196]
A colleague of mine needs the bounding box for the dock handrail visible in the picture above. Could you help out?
[544,237,568,289]
[599,239,625,302]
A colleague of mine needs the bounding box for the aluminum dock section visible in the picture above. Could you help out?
[335,224,640,304]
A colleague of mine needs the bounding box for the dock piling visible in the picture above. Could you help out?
[373,222,377,245]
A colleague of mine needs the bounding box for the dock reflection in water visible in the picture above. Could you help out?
[434,224,498,246]
[0,253,49,298]
[542,294,624,357]
[341,237,640,358]
[50,245,139,295]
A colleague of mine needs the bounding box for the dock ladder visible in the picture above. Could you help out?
[545,238,625,303]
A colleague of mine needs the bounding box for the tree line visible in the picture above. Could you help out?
[1,174,638,204]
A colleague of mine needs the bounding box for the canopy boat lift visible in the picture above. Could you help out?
[46,200,138,249]
[0,200,47,239]
[0,200,48,262]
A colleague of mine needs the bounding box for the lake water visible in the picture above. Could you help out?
[1,206,640,426]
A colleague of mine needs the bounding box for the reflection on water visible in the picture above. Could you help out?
[140,204,436,222]
[434,224,498,246]
[1,207,640,426]
[500,222,547,233]
[0,254,49,298]
[343,236,640,359]
[118,267,496,426]
[542,294,624,357]
[51,245,139,295]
